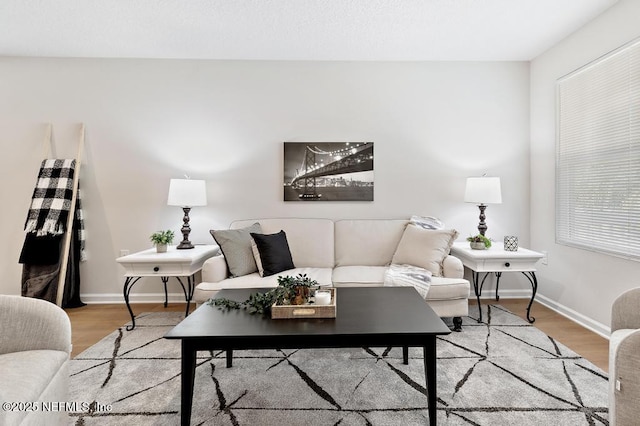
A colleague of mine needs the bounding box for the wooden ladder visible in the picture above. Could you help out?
[42,123,85,307]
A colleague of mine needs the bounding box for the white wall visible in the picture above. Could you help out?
[0,59,530,302]
[530,0,640,334]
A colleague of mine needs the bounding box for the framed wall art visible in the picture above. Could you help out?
[283,142,374,201]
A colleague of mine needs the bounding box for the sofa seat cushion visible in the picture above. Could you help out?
[194,268,333,302]
[332,266,387,286]
[427,277,470,301]
[0,350,68,424]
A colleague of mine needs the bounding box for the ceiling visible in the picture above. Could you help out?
[0,0,618,61]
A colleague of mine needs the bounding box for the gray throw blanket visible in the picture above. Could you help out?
[383,263,432,298]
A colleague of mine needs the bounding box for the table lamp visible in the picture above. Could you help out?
[464,176,502,236]
[167,178,207,249]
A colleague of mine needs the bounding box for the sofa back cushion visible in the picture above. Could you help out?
[210,222,262,278]
[391,225,459,276]
[230,218,334,268]
[334,219,408,266]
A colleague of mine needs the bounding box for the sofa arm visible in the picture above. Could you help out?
[612,288,640,332]
[442,255,464,278]
[612,329,640,426]
[0,295,71,355]
[201,255,229,283]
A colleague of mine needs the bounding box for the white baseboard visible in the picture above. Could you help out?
[80,293,189,304]
[476,289,610,339]
[535,294,611,339]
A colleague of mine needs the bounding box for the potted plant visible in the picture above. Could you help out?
[209,274,318,315]
[467,234,492,250]
[150,230,175,253]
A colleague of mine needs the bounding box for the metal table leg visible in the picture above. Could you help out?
[161,276,169,307]
[123,276,143,331]
[521,271,538,323]
[175,275,195,317]
[494,272,502,301]
[472,272,491,323]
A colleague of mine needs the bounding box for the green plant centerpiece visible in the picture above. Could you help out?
[467,234,492,249]
[150,230,175,253]
[208,273,318,315]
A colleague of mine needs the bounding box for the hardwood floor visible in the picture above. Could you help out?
[489,299,609,372]
[64,298,610,372]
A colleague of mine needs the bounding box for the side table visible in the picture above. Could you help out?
[450,242,543,323]
[116,244,219,330]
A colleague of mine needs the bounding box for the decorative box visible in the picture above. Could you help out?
[504,236,518,251]
[271,288,336,319]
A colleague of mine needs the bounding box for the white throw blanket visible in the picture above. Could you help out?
[383,263,432,298]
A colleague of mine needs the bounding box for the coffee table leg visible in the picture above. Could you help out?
[424,338,437,426]
[402,346,409,365]
[181,341,196,426]
[226,349,233,368]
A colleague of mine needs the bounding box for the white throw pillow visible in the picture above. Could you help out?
[391,225,458,276]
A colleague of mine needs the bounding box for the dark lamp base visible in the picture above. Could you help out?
[177,241,194,250]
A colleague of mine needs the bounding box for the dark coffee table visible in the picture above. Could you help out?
[164,286,451,425]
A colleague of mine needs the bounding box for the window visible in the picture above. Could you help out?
[556,38,640,259]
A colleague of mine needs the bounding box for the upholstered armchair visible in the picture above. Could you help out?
[609,288,640,426]
[0,295,72,426]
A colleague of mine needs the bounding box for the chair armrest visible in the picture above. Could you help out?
[613,329,640,425]
[0,295,71,355]
[442,255,464,278]
[612,288,640,332]
[201,255,229,283]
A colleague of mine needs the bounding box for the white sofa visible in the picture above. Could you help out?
[194,218,470,330]
[0,295,71,426]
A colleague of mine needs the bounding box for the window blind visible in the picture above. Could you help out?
[556,37,640,260]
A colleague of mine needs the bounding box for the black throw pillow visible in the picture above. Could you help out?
[250,230,295,277]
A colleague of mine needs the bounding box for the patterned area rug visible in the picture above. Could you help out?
[68,304,609,425]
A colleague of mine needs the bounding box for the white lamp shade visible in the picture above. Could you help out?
[167,179,207,207]
[464,177,502,204]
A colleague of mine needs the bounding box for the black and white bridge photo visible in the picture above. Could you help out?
[283,142,374,201]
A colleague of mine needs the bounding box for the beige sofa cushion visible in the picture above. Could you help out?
[232,218,334,268]
[428,277,471,300]
[332,266,388,286]
[335,219,408,266]
[392,225,458,276]
[0,350,68,426]
[193,267,333,301]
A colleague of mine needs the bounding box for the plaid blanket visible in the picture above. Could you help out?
[23,159,86,261]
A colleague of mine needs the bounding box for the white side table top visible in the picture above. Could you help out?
[450,241,543,273]
[116,244,220,277]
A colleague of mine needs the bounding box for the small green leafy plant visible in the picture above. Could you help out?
[208,274,318,315]
[466,234,492,248]
[150,230,175,245]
